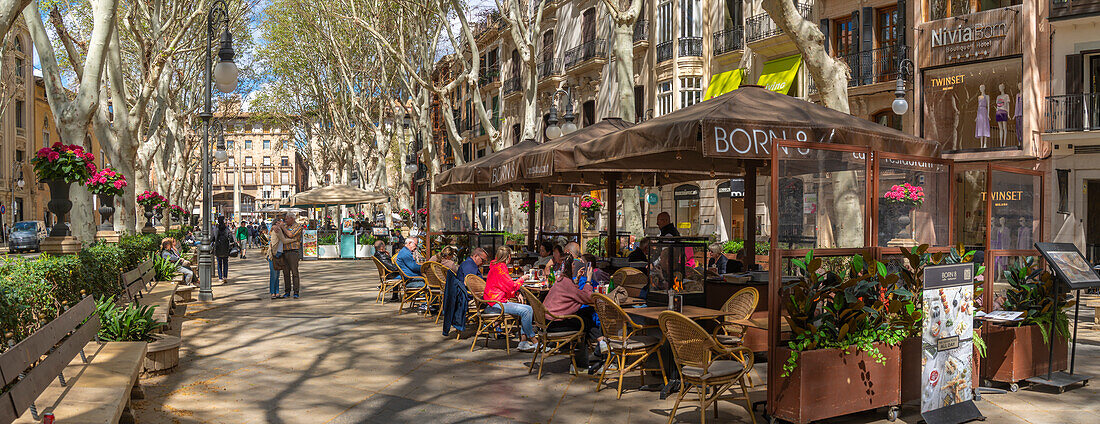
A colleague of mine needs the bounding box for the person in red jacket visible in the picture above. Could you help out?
[484,246,537,352]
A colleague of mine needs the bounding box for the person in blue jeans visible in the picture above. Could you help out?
[394,237,425,289]
[212,216,234,284]
[264,221,284,299]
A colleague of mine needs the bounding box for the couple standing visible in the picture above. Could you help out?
[265,214,305,299]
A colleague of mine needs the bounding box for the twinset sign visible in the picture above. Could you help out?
[916,6,1022,68]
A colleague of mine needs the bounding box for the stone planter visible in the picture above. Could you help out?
[144,334,181,373]
[142,204,156,233]
[44,179,72,237]
[981,323,1068,386]
[773,343,902,423]
[98,194,115,231]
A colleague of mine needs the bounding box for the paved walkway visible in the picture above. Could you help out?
[133,254,1100,423]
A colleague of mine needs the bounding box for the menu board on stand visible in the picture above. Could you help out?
[1028,242,1097,391]
[921,263,984,424]
[303,229,319,260]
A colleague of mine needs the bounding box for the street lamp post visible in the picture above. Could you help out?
[892,58,915,116]
[544,88,577,140]
[198,0,237,301]
[8,162,24,241]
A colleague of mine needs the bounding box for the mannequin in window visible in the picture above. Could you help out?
[995,84,1011,147]
[991,216,1007,250]
[1014,83,1023,145]
[975,84,991,149]
[1016,216,1032,250]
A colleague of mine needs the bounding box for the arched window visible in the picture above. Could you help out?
[872,109,902,131]
[14,37,23,53]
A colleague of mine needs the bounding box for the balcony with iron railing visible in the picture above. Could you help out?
[746,4,812,43]
[503,75,522,97]
[633,19,649,44]
[713,27,744,56]
[1051,0,1100,19]
[837,45,909,88]
[1046,93,1100,133]
[656,40,673,62]
[478,64,501,87]
[564,38,608,71]
[678,37,703,57]
[537,58,564,80]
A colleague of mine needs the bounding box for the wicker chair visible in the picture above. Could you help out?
[713,287,759,347]
[658,311,756,424]
[591,293,667,399]
[465,274,516,354]
[611,267,648,298]
[421,261,448,322]
[371,256,403,304]
[393,254,428,314]
[519,287,585,379]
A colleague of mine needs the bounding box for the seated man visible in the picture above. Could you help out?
[627,237,652,263]
[373,240,401,279]
[394,237,426,289]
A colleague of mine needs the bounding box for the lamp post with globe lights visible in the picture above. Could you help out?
[8,162,24,242]
[198,0,237,302]
[402,114,418,175]
[545,88,578,141]
[891,58,915,116]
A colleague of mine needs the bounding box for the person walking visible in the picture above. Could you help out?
[279,214,305,298]
[249,223,260,249]
[212,216,234,284]
[264,218,285,299]
[235,221,249,259]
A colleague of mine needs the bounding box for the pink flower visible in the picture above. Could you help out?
[47,151,60,162]
[113,181,123,189]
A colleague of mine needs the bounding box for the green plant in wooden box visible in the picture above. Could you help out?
[1001,257,1071,344]
[95,296,163,342]
[781,251,914,377]
[896,244,988,354]
[319,233,337,245]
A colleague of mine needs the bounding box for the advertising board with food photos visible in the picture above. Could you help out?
[922,263,983,423]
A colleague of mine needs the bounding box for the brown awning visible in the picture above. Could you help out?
[573,85,940,173]
[434,139,542,192]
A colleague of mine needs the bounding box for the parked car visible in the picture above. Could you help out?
[8,221,47,253]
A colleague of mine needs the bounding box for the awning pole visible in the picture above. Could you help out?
[743,162,758,271]
[527,186,537,251]
[607,175,618,258]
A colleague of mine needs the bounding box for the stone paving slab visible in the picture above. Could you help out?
[131,254,1100,424]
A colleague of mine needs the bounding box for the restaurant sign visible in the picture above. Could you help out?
[916,6,1022,68]
[490,162,518,185]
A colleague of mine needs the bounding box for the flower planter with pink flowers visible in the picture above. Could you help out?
[32,143,97,240]
[138,191,169,233]
[86,167,128,234]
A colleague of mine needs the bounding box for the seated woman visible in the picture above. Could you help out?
[428,246,459,273]
[544,260,609,372]
[706,242,729,276]
[484,246,537,353]
[160,238,195,286]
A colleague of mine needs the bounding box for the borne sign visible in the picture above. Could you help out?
[921,263,983,424]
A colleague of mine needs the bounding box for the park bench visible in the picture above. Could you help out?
[120,259,182,334]
[1,296,147,424]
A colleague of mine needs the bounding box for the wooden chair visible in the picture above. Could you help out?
[519,287,585,379]
[713,287,759,347]
[420,261,448,322]
[371,256,403,304]
[393,253,428,314]
[465,274,516,354]
[611,267,648,298]
[591,293,667,399]
[658,311,755,424]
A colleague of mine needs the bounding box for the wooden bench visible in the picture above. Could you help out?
[119,259,181,333]
[1,296,147,424]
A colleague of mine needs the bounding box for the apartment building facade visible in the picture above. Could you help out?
[436,0,1053,246]
[1045,0,1100,260]
[1,26,37,232]
[209,113,303,221]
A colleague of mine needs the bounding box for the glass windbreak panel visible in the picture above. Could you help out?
[955,167,987,250]
[430,193,473,232]
[541,195,578,234]
[877,158,951,248]
[990,170,1040,251]
[988,255,1040,312]
[755,173,771,260]
[777,147,867,250]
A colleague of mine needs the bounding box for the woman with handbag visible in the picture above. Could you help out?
[280,214,305,298]
[213,216,235,284]
[264,219,285,299]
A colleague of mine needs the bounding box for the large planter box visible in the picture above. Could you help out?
[773,343,901,424]
[355,245,374,259]
[317,244,340,259]
[145,334,181,374]
[981,323,1068,384]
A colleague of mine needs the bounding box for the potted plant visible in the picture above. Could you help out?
[881,183,924,247]
[398,208,412,224]
[518,200,539,215]
[773,251,915,423]
[356,234,376,258]
[721,239,743,260]
[85,167,127,232]
[416,207,428,226]
[95,296,179,373]
[580,195,602,230]
[32,142,97,237]
[980,258,1070,388]
[318,233,340,259]
[137,191,167,233]
[168,205,189,225]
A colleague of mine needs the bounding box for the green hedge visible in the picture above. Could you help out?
[0,233,165,352]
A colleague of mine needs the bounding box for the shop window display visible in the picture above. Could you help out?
[877,158,951,247]
[777,147,867,250]
[955,167,988,249]
[923,59,1023,152]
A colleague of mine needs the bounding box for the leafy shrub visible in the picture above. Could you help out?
[358,234,376,245]
[119,233,164,270]
[95,296,162,342]
[319,233,337,245]
[1002,257,1070,344]
[585,237,605,256]
[722,240,743,254]
[153,255,179,281]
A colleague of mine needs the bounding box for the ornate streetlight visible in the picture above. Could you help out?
[402,114,418,175]
[544,88,577,140]
[197,0,237,301]
[892,58,915,116]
